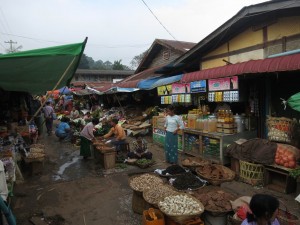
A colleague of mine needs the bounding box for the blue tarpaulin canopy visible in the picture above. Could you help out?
[150,74,183,89]
[137,77,162,90]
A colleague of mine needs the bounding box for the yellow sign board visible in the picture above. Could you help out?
[157,85,172,96]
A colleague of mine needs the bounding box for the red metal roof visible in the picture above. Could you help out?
[181,53,300,83]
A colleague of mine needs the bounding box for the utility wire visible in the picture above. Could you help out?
[140,0,177,40]
[0,32,151,48]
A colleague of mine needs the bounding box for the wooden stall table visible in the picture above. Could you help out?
[22,156,45,175]
[94,145,116,169]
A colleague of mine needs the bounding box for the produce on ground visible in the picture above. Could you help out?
[135,158,154,165]
[129,173,164,192]
[172,172,206,190]
[196,164,232,180]
[159,194,204,215]
[181,157,209,167]
[192,190,234,212]
[162,165,186,175]
[143,184,178,206]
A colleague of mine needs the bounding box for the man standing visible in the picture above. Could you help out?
[43,101,54,136]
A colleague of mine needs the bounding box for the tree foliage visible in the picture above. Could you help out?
[130,50,147,69]
[78,53,133,70]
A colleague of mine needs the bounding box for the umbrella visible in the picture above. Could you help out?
[59,86,72,94]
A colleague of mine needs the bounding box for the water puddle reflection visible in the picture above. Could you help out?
[53,156,80,181]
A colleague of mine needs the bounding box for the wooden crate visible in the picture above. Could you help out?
[264,165,296,194]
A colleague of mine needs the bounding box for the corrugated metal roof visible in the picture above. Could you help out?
[181,53,300,83]
[116,66,162,88]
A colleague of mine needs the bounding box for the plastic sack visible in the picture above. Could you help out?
[287,92,300,112]
[274,143,299,168]
[230,196,251,211]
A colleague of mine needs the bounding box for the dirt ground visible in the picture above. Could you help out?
[10,128,300,225]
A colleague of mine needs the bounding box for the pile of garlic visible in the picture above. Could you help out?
[158,194,204,215]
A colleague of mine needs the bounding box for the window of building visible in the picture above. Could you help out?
[163,50,170,60]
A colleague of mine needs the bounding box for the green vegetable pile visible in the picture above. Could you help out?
[289,167,300,179]
[136,158,154,165]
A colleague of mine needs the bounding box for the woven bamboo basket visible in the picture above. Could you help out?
[143,183,178,207]
[195,165,235,186]
[128,173,164,192]
[239,160,264,186]
[158,193,205,224]
[267,116,296,143]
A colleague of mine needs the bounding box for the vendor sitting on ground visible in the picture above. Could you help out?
[83,112,91,122]
[102,118,126,149]
[55,116,72,141]
[128,135,152,160]
[70,106,80,119]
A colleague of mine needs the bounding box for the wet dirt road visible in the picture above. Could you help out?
[12,132,168,225]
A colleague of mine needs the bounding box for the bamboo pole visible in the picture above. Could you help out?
[29,56,77,123]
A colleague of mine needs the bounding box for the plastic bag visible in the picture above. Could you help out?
[287,92,300,112]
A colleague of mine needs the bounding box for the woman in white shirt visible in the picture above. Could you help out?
[164,105,184,164]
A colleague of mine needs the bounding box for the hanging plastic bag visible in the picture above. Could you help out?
[281,92,300,112]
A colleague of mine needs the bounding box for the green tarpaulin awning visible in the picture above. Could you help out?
[0,38,87,95]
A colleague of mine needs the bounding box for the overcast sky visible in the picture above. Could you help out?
[1,0,268,67]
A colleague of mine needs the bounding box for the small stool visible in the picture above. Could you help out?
[117,142,130,153]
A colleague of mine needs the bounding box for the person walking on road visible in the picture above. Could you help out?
[80,118,99,159]
[164,105,184,164]
[43,101,54,136]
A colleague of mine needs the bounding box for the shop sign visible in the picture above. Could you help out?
[161,96,172,104]
[190,80,206,93]
[157,85,172,96]
[172,83,190,94]
[153,128,166,136]
[208,76,238,91]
